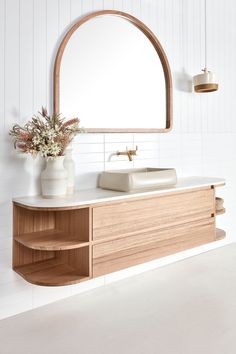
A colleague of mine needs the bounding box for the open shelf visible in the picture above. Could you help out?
[13,245,90,286]
[15,229,89,251]
[14,205,90,244]
[14,258,90,286]
[216,208,226,216]
[216,228,226,241]
[13,205,91,286]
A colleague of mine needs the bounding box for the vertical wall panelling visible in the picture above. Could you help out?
[19,0,34,123]
[112,0,122,11]
[103,0,114,10]
[33,0,47,112]
[4,0,20,132]
[81,0,95,15]
[46,0,59,112]
[58,0,71,35]
[120,0,132,14]
[91,0,104,12]
[171,0,182,133]
[0,0,234,319]
[0,0,5,132]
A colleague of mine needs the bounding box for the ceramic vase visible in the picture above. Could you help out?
[41,156,68,198]
[63,147,76,195]
[64,147,75,194]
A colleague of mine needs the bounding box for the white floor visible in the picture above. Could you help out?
[1,244,236,354]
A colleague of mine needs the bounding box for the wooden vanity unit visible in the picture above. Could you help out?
[12,177,225,286]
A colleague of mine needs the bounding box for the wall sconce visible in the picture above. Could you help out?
[193,0,218,93]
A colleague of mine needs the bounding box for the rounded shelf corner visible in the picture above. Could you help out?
[216,228,226,240]
[216,208,225,216]
[14,259,90,286]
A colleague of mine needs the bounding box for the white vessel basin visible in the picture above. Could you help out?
[98,168,177,192]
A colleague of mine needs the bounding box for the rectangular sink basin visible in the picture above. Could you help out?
[98,168,177,192]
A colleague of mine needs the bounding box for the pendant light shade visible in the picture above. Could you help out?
[193,0,218,93]
[193,68,218,93]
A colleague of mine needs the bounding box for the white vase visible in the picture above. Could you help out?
[63,147,76,195]
[41,156,68,198]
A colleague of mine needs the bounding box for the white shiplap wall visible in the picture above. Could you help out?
[0,0,236,319]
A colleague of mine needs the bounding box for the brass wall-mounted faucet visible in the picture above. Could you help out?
[117,146,138,161]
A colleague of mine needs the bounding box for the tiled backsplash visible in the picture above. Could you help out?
[0,0,235,319]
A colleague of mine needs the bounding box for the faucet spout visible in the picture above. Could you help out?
[127,152,132,161]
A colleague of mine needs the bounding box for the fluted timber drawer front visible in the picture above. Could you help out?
[93,218,215,277]
[92,188,215,241]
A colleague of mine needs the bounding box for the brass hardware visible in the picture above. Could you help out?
[117,146,138,161]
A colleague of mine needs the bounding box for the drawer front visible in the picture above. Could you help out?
[93,218,215,277]
[92,188,215,241]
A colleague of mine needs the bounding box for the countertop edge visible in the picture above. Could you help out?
[12,177,225,209]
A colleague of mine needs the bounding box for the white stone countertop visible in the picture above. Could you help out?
[13,176,225,209]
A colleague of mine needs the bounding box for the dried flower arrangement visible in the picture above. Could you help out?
[9,108,83,158]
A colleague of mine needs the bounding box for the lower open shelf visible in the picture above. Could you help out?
[216,228,226,241]
[13,204,91,286]
[216,208,226,216]
[14,258,90,286]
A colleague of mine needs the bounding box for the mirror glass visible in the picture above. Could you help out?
[58,15,168,131]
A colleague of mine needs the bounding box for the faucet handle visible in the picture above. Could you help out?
[132,145,138,155]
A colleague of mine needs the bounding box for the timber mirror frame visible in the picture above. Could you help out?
[53,10,173,133]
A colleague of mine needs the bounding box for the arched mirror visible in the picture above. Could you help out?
[54,10,173,132]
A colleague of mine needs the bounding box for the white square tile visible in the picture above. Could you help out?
[135,149,159,160]
[75,172,101,190]
[104,133,134,143]
[74,152,104,164]
[72,143,104,154]
[133,133,161,143]
[73,133,104,144]
[133,159,160,168]
[74,162,104,174]
[135,141,159,151]
[159,133,183,173]
[180,134,203,176]
[105,160,134,171]
[105,142,134,153]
